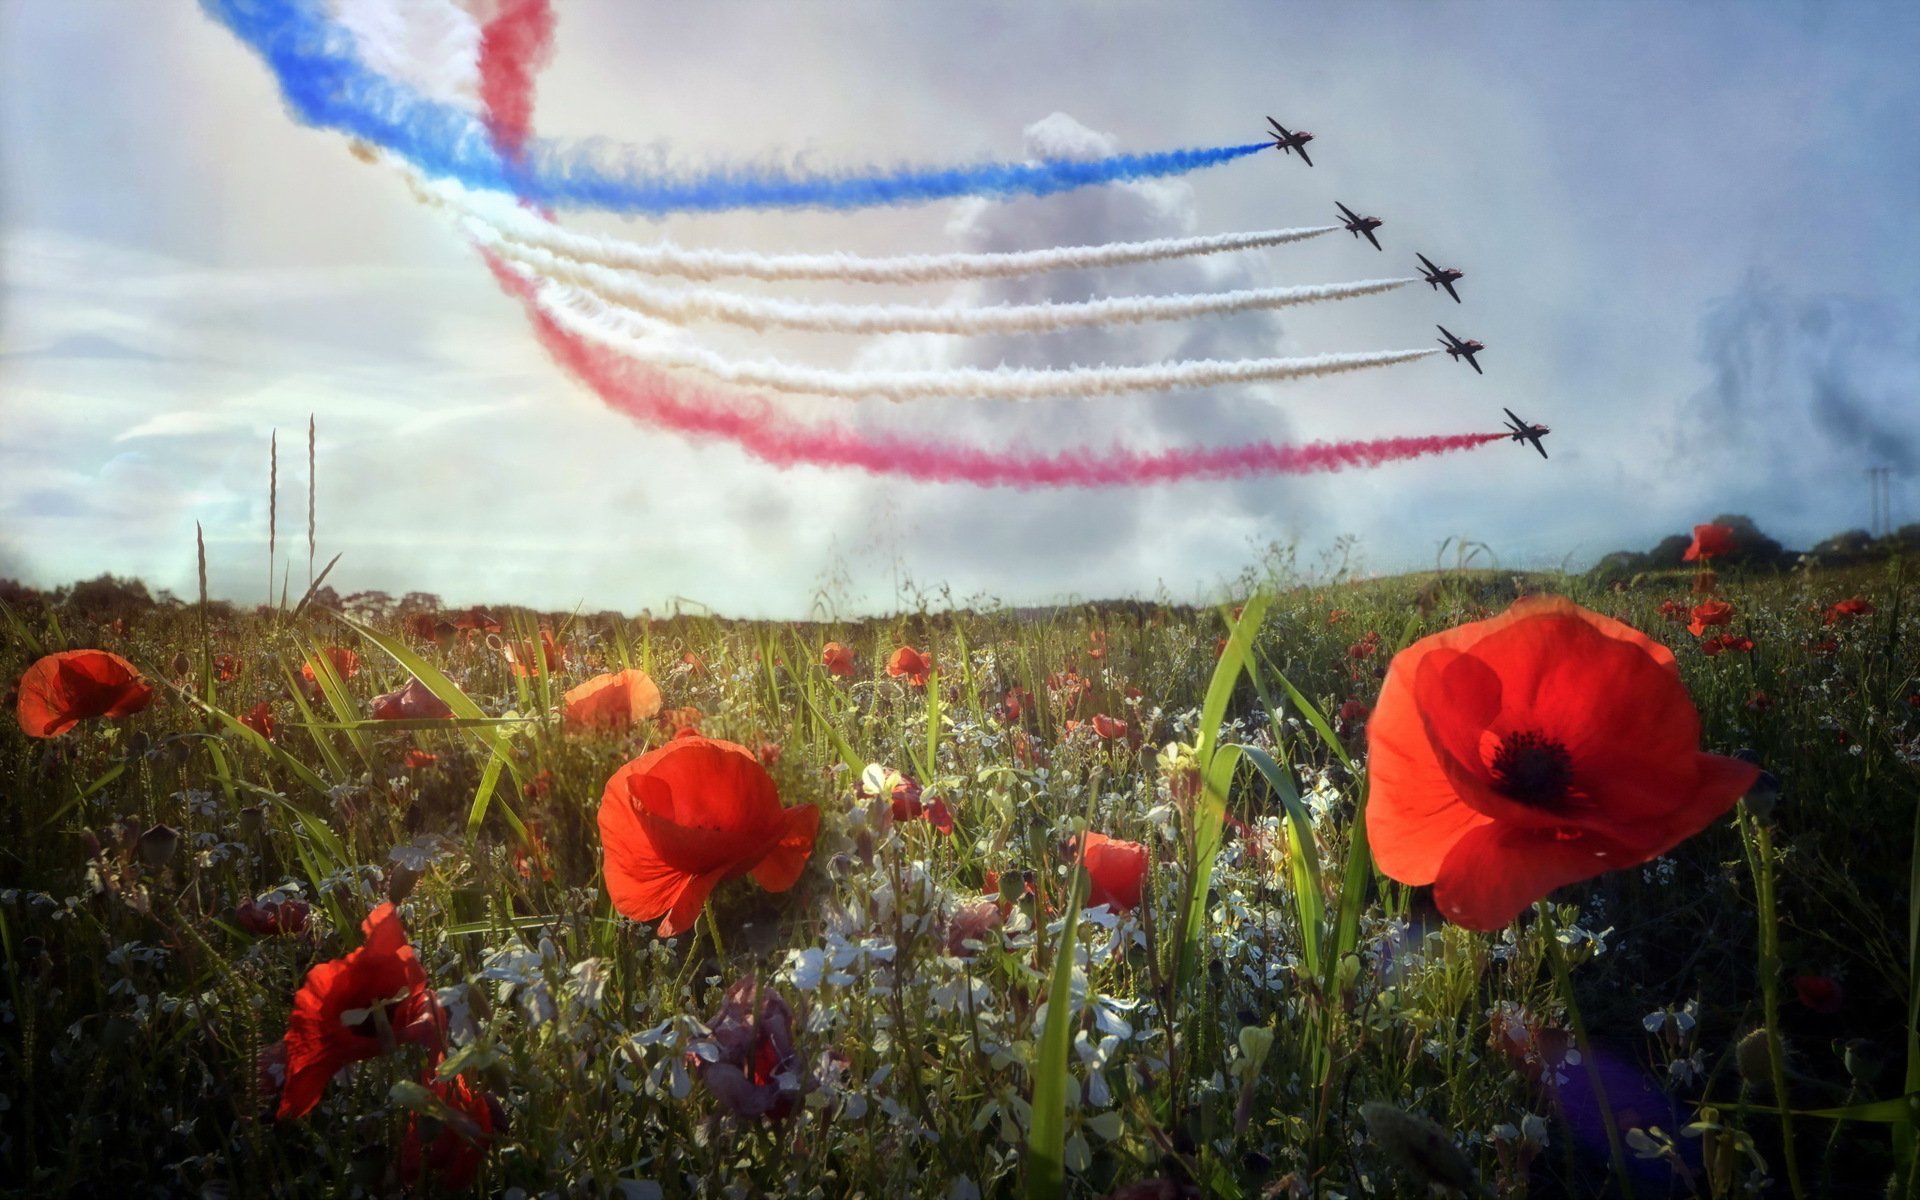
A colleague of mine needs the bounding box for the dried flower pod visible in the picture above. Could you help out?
[1360,1101,1486,1198]
[138,823,181,868]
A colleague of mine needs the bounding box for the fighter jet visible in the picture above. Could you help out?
[1502,408,1550,459]
[1436,325,1485,375]
[1266,118,1314,166]
[1417,253,1464,303]
[1336,202,1384,251]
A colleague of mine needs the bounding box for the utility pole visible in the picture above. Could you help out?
[1865,466,1893,537]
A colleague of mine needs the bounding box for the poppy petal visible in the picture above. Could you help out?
[748,804,821,893]
[658,867,729,938]
[1432,822,1641,930]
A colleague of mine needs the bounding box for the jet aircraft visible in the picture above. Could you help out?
[1417,253,1464,303]
[1336,202,1383,251]
[1266,118,1314,166]
[1502,408,1550,459]
[1437,325,1485,375]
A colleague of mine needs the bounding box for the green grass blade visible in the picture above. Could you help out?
[1230,743,1327,978]
[1027,861,1088,1200]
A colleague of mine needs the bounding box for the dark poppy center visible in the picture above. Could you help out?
[1489,730,1575,809]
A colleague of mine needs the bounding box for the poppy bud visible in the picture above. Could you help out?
[126,731,152,760]
[1741,770,1781,821]
[138,823,180,868]
[1735,1027,1775,1090]
[237,806,266,838]
[171,652,192,678]
[1840,1038,1884,1087]
[1359,1102,1481,1197]
[388,861,423,904]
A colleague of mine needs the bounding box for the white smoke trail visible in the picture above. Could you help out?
[480,232,1413,336]
[420,174,1337,284]
[530,278,1442,403]
[332,0,483,109]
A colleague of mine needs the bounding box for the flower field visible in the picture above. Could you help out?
[1,557,1915,1198]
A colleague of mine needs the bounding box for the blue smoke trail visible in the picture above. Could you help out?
[203,0,1270,218]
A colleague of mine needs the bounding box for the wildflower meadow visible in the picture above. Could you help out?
[2,536,1915,1198]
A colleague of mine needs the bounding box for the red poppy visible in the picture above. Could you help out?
[1793,974,1842,1015]
[1348,631,1383,660]
[1076,832,1148,913]
[1745,690,1773,713]
[451,608,501,635]
[1824,597,1875,626]
[1811,637,1839,658]
[657,705,703,736]
[403,613,439,642]
[1047,668,1090,714]
[681,650,708,677]
[598,735,820,937]
[403,748,438,769]
[369,677,454,721]
[756,741,782,768]
[1087,629,1108,660]
[1327,608,1349,626]
[1000,687,1032,724]
[1687,600,1734,637]
[235,896,311,937]
[504,628,564,677]
[399,1073,503,1191]
[278,903,445,1120]
[1700,635,1755,657]
[563,668,664,732]
[212,653,242,683]
[15,649,154,738]
[820,642,856,679]
[887,645,932,687]
[1657,599,1688,624]
[301,646,361,688]
[1365,596,1758,930]
[241,701,277,742]
[1090,713,1129,741]
[690,975,802,1120]
[1689,570,1718,595]
[515,819,554,882]
[521,769,553,799]
[1682,523,1736,562]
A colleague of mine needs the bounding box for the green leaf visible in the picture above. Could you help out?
[1028,863,1088,1200]
[1230,743,1326,978]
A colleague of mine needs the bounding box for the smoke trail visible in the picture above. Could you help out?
[203,0,1272,217]
[333,0,482,112]
[534,284,1440,401]
[483,253,1501,487]
[477,234,1413,337]
[476,0,553,158]
[429,179,1337,282]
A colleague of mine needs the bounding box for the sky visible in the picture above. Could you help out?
[3,1,1918,618]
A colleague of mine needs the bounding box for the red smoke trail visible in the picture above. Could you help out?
[486,252,1503,488]
[473,2,1502,487]
[478,0,553,160]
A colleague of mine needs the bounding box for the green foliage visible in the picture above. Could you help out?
[0,562,1914,1197]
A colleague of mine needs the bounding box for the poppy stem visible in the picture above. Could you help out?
[1737,804,1808,1200]
[704,906,727,964]
[1536,902,1637,1200]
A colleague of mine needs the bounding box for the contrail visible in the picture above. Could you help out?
[426,180,1337,282]
[480,235,1414,337]
[203,0,1272,217]
[533,282,1441,402]
[485,253,1502,487]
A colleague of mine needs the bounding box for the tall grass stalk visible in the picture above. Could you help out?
[1736,801,1807,1199]
[1538,902,1637,1200]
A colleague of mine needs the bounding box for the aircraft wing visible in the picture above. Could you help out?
[1362,228,1381,252]
[1417,253,1439,273]
[1336,201,1358,221]
[1437,325,1460,347]
[1267,118,1291,138]
[1296,145,1313,167]
[1531,437,1549,460]
[1441,280,1461,303]
[1503,407,1523,426]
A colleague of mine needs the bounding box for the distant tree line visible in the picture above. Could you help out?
[1586,515,1920,586]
